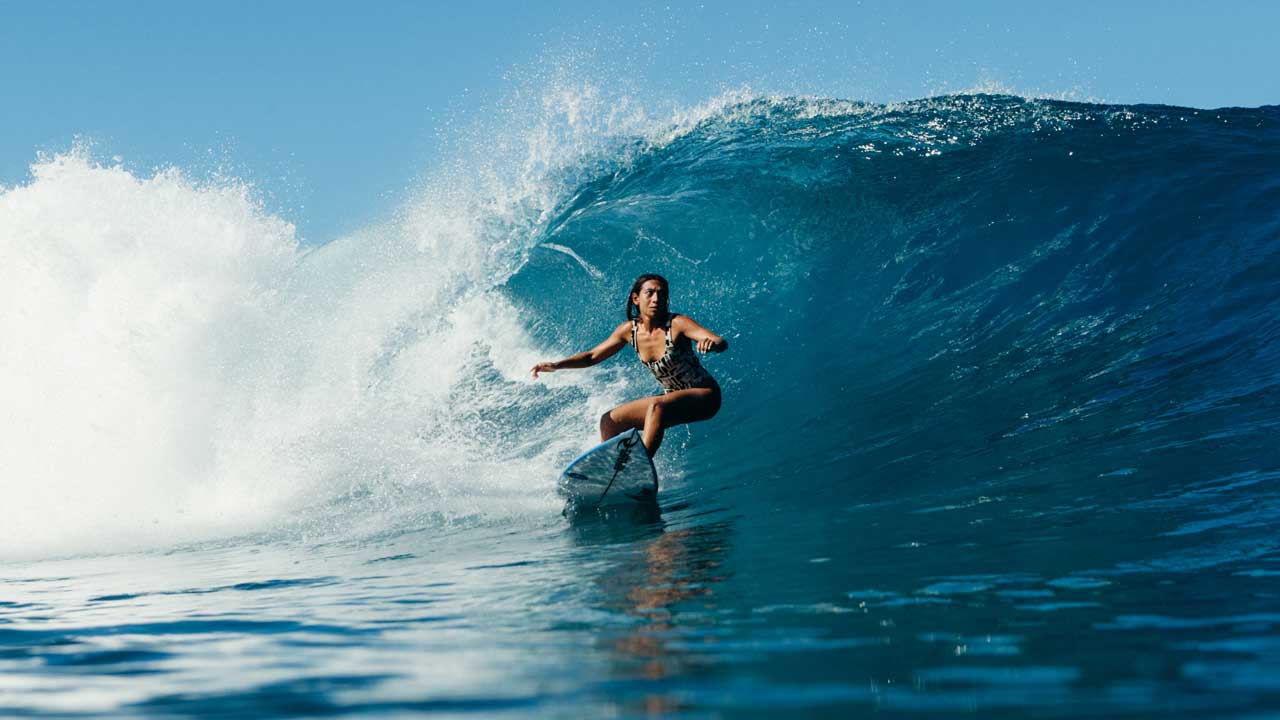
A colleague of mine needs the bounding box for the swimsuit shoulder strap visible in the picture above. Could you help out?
[665,313,678,347]
[630,318,639,351]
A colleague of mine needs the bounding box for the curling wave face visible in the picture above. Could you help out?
[3,94,1278,564]
[517,95,1280,530]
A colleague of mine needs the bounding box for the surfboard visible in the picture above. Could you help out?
[558,428,658,508]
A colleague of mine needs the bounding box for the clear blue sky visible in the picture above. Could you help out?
[3,1,1276,243]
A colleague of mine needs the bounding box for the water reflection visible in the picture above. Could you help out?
[567,506,733,714]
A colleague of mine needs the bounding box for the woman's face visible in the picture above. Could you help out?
[632,280,668,318]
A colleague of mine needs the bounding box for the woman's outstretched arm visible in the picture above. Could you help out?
[530,321,631,378]
[673,315,728,354]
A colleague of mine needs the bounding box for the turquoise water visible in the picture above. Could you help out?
[2,94,1279,717]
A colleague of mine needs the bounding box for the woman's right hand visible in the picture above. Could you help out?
[530,361,557,379]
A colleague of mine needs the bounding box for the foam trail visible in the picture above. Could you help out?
[0,153,578,559]
[0,150,565,559]
[0,77,701,560]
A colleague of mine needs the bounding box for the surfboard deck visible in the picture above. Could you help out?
[558,428,658,509]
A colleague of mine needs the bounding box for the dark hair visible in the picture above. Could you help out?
[625,273,669,320]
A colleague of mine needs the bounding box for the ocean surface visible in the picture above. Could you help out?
[2,92,1279,717]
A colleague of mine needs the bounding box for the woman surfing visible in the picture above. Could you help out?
[530,274,728,456]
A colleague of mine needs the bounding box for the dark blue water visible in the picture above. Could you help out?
[3,94,1279,717]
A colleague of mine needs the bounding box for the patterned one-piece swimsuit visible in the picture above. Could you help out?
[631,314,717,394]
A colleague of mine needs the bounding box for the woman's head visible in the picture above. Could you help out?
[626,273,669,320]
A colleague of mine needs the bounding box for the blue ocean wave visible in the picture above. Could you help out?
[3,93,1279,715]
[511,95,1280,527]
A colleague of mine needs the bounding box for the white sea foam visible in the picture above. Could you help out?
[0,149,585,560]
[0,74,764,559]
[0,153,302,557]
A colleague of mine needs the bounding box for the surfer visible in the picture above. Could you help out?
[530,274,727,455]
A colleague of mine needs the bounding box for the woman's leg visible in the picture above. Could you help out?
[599,387,721,454]
[598,405,632,442]
[599,397,648,442]
[639,387,720,453]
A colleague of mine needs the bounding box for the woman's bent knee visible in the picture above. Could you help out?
[600,410,628,439]
[646,400,665,422]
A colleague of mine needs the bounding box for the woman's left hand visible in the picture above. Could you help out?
[675,315,727,354]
